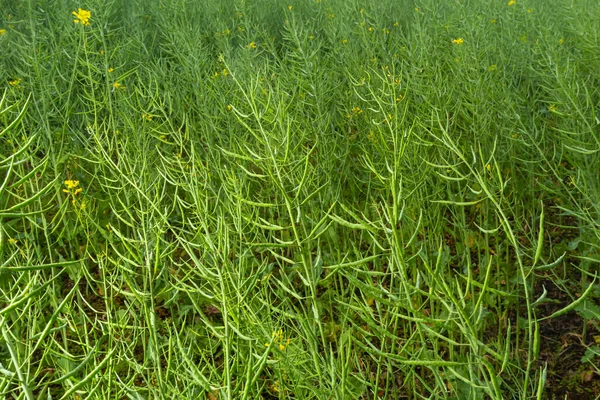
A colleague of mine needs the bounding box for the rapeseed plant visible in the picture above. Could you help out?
[4,2,598,399]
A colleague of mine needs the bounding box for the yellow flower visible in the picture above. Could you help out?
[9,78,21,86]
[108,67,114,73]
[142,113,153,121]
[452,38,464,45]
[8,238,18,245]
[226,105,232,111]
[247,42,257,49]
[113,82,122,89]
[527,8,533,13]
[490,19,497,24]
[559,38,564,45]
[342,39,348,44]
[368,26,374,32]
[288,5,292,10]
[0,29,6,35]
[508,0,516,5]
[548,104,557,112]
[72,8,91,26]
[64,180,79,189]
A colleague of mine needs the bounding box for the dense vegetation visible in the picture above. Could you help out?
[1,0,599,398]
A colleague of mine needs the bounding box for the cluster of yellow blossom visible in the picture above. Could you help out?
[112,82,126,91]
[452,38,464,45]
[211,69,230,79]
[64,180,80,190]
[347,106,363,119]
[72,8,91,26]
[63,180,85,208]
[265,329,290,351]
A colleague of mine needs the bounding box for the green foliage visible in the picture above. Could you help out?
[0,0,599,398]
